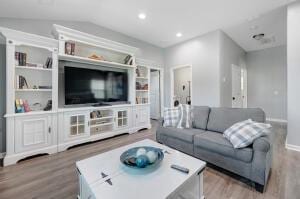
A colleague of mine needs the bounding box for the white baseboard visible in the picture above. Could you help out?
[266,118,287,123]
[286,143,300,152]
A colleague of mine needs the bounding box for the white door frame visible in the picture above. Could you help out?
[170,65,192,107]
[231,64,247,108]
[149,66,164,117]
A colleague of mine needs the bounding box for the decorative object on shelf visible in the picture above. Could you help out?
[38,86,52,89]
[142,84,148,90]
[15,52,27,66]
[136,68,141,77]
[15,99,24,113]
[43,100,52,111]
[23,100,31,112]
[136,82,142,90]
[124,55,133,65]
[65,41,75,55]
[31,102,42,111]
[32,85,38,89]
[45,57,53,69]
[120,146,164,169]
[16,75,29,89]
[88,54,105,61]
[136,97,148,104]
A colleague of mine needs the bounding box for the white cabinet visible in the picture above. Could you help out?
[132,105,151,131]
[15,114,53,153]
[64,111,90,141]
[114,109,129,129]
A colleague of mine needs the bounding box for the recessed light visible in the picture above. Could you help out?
[176,33,182,37]
[138,13,146,20]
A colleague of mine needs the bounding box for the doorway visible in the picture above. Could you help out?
[150,69,161,119]
[170,65,192,107]
[232,64,247,108]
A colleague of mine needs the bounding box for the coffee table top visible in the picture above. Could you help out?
[76,139,206,199]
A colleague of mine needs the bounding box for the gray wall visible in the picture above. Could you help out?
[287,2,300,147]
[0,18,164,66]
[0,44,6,153]
[164,30,246,108]
[246,45,287,120]
[174,66,192,104]
[220,33,246,107]
[164,30,222,107]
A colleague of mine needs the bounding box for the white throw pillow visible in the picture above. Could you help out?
[177,104,193,129]
[163,107,180,127]
[223,119,271,149]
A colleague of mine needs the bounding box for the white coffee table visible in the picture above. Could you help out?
[76,139,206,199]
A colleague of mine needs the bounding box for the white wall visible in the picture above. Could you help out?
[246,45,287,120]
[164,30,222,107]
[220,33,246,107]
[287,2,300,148]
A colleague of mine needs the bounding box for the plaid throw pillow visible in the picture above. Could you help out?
[177,104,192,129]
[224,119,271,149]
[163,107,180,127]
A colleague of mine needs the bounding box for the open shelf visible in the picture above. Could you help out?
[90,122,114,128]
[15,89,52,92]
[16,65,52,71]
[59,54,135,69]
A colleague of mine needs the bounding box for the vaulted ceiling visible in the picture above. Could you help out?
[0,0,295,48]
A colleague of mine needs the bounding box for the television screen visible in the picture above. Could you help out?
[64,66,128,105]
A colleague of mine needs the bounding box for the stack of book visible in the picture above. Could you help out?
[15,99,31,113]
[15,75,29,89]
[15,52,27,66]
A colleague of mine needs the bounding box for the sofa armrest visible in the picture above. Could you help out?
[158,117,164,127]
[253,136,271,153]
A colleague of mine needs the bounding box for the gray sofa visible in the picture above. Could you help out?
[156,106,273,192]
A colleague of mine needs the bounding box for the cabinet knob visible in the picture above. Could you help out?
[48,127,51,133]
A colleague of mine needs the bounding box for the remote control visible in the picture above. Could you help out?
[171,164,189,174]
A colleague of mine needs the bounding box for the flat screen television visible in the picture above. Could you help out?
[64,66,128,105]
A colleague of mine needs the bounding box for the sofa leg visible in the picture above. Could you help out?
[254,183,265,193]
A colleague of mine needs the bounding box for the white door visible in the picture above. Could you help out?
[150,70,160,119]
[232,65,243,108]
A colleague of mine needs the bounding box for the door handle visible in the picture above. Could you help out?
[232,97,236,100]
[48,127,51,133]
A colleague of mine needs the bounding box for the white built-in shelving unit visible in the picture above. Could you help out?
[135,65,150,105]
[1,25,152,166]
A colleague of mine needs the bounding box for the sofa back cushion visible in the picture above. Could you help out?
[206,107,265,133]
[192,106,210,130]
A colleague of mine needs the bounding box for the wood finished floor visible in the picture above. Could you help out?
[0,121,299,199]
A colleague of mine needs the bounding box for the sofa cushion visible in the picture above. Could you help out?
[194,131,253,162]
[207,107,265,133]
[192,106,210,130]
[156,126,205,143]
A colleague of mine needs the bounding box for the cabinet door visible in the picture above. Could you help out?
[15,115,52,153]
[64,112,89,141]
[136,106,150,127]
[115,109,129,129]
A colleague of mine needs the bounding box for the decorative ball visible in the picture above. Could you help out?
[146,151,158,164]
[136,148,147,157]
[135,155,149,168]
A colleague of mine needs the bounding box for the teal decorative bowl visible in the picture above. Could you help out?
[120,146,164,169]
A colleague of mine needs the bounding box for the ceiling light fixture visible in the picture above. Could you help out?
[176,33,182,37]
[138,13,146,20]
